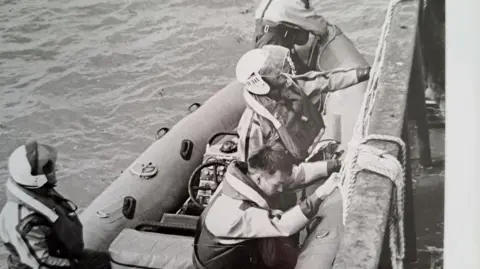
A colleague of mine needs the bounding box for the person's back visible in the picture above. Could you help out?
[235,45,370,162]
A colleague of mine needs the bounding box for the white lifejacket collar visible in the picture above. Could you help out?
[6,178,59,222]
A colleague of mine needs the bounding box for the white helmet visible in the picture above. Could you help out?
[235,45,294,95]
[8,141,58,188]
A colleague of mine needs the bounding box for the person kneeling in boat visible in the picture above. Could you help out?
[193,145,341,269]
[0,141,111,269]
[236,44,369,163]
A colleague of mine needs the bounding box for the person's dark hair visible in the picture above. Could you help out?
[247,145,294,175]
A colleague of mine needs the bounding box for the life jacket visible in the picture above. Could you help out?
[5,178,84,259]
[192,205,264,269]
[193,162,282,269]
[192,189,264,269]
[243,79,324,163]
[193,162,301,269]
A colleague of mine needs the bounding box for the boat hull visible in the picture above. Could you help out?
[294,26,369,269]
[80,81,246,251]
[317,25,369,144]
[81,25,369,255]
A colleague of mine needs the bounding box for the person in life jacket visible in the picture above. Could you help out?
[253,0,332,74]
[192,145,342,269]
[0,141,111,269]
[235,45,370,163]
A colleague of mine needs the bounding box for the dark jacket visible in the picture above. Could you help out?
[0,179,84,269]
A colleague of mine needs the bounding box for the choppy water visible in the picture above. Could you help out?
[0,0,388,265]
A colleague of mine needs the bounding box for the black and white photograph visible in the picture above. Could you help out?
[0,0,475,269]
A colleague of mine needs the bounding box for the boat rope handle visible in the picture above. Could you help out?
[96,205,122,219]
[96,211,109,218]
[129,162,158,178]
[315,23,339,72]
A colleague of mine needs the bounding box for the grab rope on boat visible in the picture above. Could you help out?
[336,1,406,269]
[129,161,158,178]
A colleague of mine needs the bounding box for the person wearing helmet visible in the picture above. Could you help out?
[235,45,370,163]
[234,45,354,255]
[193,145,342,269]
[253,0,331,74]
[0,141,111,269]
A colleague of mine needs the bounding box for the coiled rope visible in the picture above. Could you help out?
[337,0,406,269]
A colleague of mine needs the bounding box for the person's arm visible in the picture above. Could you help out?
[206,174,341,239]
[16,214,72,268]
[207,202,308,238]
[295,67,371,95]
[289,160,341,188]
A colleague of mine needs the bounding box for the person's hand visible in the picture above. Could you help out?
[334,144,347,162]
[356,66,371,83]
[327,159,342,174]
[269,209,284,219]
[314,172,341,198]
[307,128,325,155]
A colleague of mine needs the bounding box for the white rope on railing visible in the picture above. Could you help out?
[336,0,407,269]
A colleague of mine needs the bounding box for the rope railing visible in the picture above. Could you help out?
[336,0,408,269]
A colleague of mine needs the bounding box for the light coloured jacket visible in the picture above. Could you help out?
[255,0,329,36]
[204,161,329,243]
[237,68,360,162]
[294,68,360,107]
[0,179,76,269]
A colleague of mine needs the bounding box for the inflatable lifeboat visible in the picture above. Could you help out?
[79,23,369,269]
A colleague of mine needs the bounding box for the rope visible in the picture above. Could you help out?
[335,0,407,269]
[340,135,406,269]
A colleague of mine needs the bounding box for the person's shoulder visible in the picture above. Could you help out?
[0,201,17,221]
[207,195,244,218]
[205,195,245,234]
